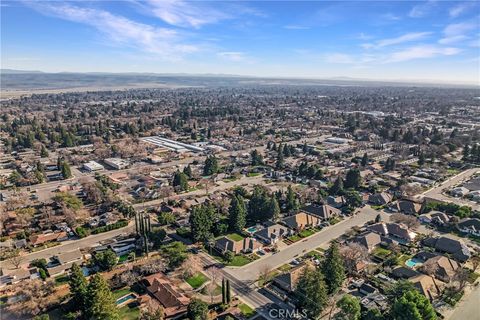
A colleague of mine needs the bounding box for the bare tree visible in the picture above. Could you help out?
[6,279,56,316]
[390,213,419,230]
[340,243,369,275]
[206,266,221,303]
[470,254,480,272]
[5,249,24,269]
[421,259,438,276]
[452,268,470,292]
[258,264,273,286]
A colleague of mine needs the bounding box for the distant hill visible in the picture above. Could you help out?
[1,69,44,74]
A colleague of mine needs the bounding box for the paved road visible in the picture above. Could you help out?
[227,206,383,282]
[448,285,480,320]
[422,167,480,210]
[2,222,135,270]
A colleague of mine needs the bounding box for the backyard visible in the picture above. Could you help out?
[185,272,209,289]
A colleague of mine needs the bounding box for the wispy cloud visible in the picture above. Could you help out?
[449,2,476,18]
[362,32,432,49]
[409,0,437,18]
[284,25,310,30]
[26,2,199,60]
[142,0,229,29]
[439,21,478,44]
[217,51,247,62]
[386,45,461,62]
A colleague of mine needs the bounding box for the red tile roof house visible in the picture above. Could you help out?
[29,231,68,246]
[141,273,190,319]
[215,236,262,255]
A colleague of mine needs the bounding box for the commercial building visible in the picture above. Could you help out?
[104,158,129,170]
[83,160,104,172]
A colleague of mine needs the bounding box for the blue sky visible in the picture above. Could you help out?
[1,1,479,84]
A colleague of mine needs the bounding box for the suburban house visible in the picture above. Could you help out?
[450,187,469,197]
[281,212,321,231]
[391,266,420,280]
[353,232,382,252]
[253,222,290,244]
[390,200,422,215]
[419,211,451,226]
[272,264,307,292]
[141,273,190,319]
[411,274,444,301]
[29,231,68,246]
[326,196,345,208]
[457,218,480,237]
[423,255,459,282]
[47,249,84,277]
[367,222,417,243]
[215,236,262,254]
[423,236,471,263]
[368,192,393,206]
[301,204,340,220]
[0,267,40,288]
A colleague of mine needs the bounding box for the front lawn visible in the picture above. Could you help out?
[226,233,245,241]
[238,303,256,317]
[229,255,254,267]
[186,272,209,289]
[287,234,301,242]
[118,305,140,320]
[299,229,315,238]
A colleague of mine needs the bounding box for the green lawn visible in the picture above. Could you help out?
[238,303,256,317]
[278,264,293,272]
[397,254,412,266]
[229,255,253,267]
[226,233,245,241]
[185,272,209,289]
[372,247,392,259]
[113,287,133,300]
[54,274,70,286]
[247,172,261,177]
[201,284,222,295]
[287,234,301,242]
[329,217,341,225]
[299,229,315,238]
[118,305,140,320]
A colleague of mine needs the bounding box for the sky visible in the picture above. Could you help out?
[1,0,479,84]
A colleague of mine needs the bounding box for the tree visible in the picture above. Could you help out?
[361,308,384,320]
[391,289,436,320]
[294,266,328,319]
[172,170,189,192]
[375,214,382,223]
[150,227,167,249]
[162,241,188,269]
[205,266,220,304]
[248,185,271,222]
[5,279,55,316]
[187,299,208,320]
[286,185,299,213]
[140,299,164,320]
[94,249,118,271]
[391,213,420,230]
[5,249,24,269]
[335,295,361,320]
[203,155,219,176]
[85,274,119,320]
[361,153,368,166]
[340,243,368,275]
[69,263,88,313]
[183,165,193,179]
[344,169,361,189]
[322,242,345,294]
[189,203,215,243]
[40,145,49,158]
[228,195,247,232]
[330,177,344,196]
[418,152,426,166]
[226,279,231,303]
[276,144,285,169]
[251,149,264,166]
[345,189,362,209]
[259,264,272,286]
[59,160,72,179]
[268,195,281,222]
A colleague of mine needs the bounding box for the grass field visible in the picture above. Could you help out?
[118,305,140,320]
[186,272,209,289]
[113,287,133,300]
[226,233,245,241]
[238,303,256,317]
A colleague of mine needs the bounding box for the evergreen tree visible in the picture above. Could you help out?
[68,263,88,314]
[276,144,285,169]
[285,185,299,212]
[187,299,208,320]
[361,153,368,167]
[391,289,437,320]
[462,144,470,160]
[40,145,49,158]
[330,177,344,196]
[221,278,226,305]
[60,160,72,179]
[268,195,281,222]
[344,168,361,189]
[250,149,264,166]
[345,189,362,209]
[183,165,193,179]
[322,242,345,294]
[247,186,271,222]
[226,279,231,303]
[85,274,119,320]
[336,295,361,320]
[172,170,189,192]
[294,267,328,319]
[418,152,426,166]
[228,195,247,232]
[189,203,215,243]
[203,156,219,176]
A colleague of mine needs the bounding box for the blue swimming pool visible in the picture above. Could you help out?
[405,258,422,268]
[116,294,136,305]
[247,226,258,233]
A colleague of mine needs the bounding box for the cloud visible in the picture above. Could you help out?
[217,51,249,62]
[409,0,437,18]
[449,2,476,18]
[439,21,478,44]
[362,32,432,49]
[284,25,310,30]
[324,53,355,64]
[26,2,198,60]
[142,0,229,29]
[386,45,461,62]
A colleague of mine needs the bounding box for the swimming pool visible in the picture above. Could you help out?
[247,226,258,233]
[116,294,136,305]
[405,258,423,268]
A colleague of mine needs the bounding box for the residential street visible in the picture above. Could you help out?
[448,285,480,320]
